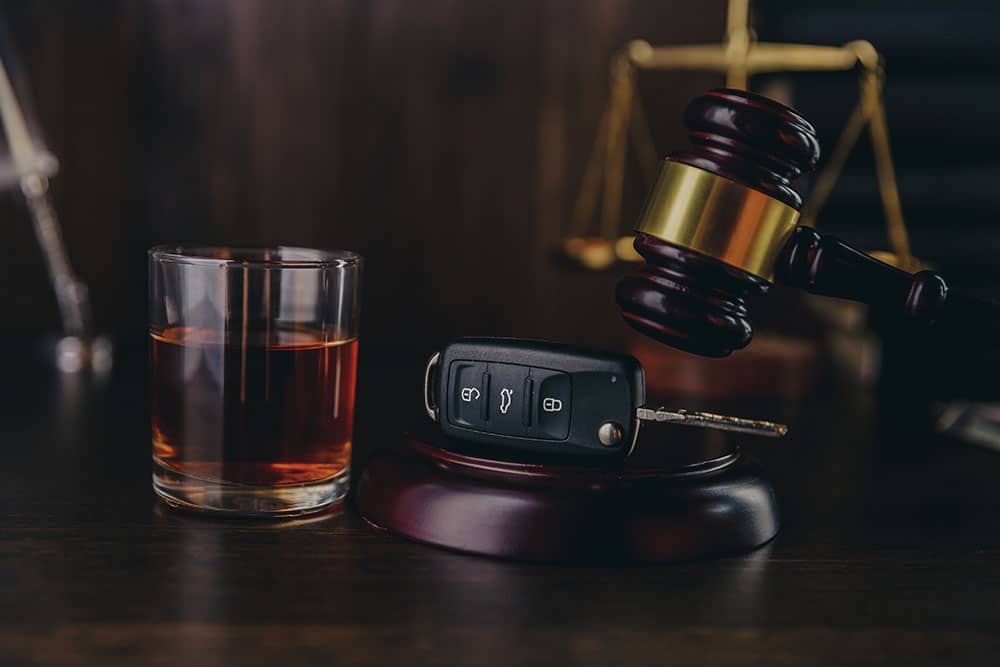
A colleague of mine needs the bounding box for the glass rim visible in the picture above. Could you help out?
[148,245,362,269]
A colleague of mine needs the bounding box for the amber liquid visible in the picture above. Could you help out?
[151,327,357,487]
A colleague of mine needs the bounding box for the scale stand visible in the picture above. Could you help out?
[0,30,110,373]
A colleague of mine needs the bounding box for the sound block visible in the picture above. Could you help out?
[356,426,779,563]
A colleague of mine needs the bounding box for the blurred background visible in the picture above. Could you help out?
[2,0,999,403]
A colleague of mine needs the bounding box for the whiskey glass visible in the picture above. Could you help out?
[149,246,362,517]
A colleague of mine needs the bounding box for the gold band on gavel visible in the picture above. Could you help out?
[635,161,800,281]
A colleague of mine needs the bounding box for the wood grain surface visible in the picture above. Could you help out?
[0,341,998,665]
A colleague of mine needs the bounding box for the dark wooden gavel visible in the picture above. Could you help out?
[616,88,999,357]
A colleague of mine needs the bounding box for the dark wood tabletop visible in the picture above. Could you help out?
[1,340,998,667]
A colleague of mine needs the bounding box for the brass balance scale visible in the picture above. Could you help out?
[561,0,915,275]
[555,0,926,398]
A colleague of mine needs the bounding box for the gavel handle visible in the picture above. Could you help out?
[776,226,1000,340]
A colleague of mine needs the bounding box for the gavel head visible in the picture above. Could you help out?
[616,88,821,357]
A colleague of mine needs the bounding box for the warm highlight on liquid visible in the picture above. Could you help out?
[151,327,357,487]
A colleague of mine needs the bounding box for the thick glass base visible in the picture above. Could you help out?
[153,459,349,518]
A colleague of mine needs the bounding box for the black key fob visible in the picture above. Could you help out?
[424,338,645,458]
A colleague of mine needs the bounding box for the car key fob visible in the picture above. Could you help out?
[424,338,645,458]
[424,337,788,460]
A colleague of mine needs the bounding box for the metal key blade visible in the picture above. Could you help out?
[636,407,788,437]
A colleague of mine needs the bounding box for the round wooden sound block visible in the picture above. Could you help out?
[356,426,779,563]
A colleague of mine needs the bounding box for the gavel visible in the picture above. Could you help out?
[616,88,1000,358]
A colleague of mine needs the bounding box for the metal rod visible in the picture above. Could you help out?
[800,98,868,228]
[629,43,860,74]
[0,58,92,338]
[637,407,788,437]
[600,58,632,240]
[865,71,914,270]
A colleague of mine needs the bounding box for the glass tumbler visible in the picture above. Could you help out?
[149,246,362,517]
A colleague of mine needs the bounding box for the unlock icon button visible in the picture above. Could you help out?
[448,361,488,428]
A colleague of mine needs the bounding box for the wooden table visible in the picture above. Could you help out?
[1,341,998,666]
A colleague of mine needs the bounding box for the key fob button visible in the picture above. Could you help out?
[486,363,529,436]
[448,361,488,428]
[530,369,571,440]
